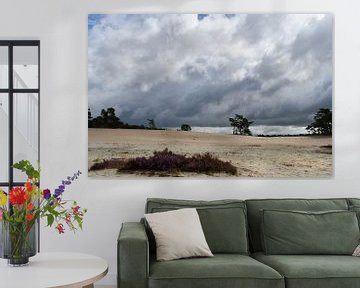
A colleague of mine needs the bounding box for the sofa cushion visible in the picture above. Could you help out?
[252,252,360,288]
[246,198,349,252]
[346,199,360,229]
[347,198,360,207]
[349,205,360,228]
[149,254,284,288]
[261,209,359,255]
[145,208,213,261]
[146,198,249,254]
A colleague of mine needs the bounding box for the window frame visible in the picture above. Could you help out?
[0,40,40,189]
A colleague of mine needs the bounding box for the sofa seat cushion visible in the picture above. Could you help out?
[252,252,360,288]
[149,254,284,288]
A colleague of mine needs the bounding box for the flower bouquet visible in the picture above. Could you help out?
[0,160,87,266]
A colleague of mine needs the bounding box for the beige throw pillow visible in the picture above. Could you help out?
[145,208,213,261]
[353,244,360,256]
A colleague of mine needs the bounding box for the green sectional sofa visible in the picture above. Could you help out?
[118,198,360,288]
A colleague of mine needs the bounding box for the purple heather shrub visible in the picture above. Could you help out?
[90,149,237,175]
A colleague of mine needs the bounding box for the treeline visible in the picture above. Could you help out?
[89,107,332,136]
[88,108,164,130]
[88,107,193,131]
[257,134,311,138]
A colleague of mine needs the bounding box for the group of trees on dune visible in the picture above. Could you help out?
[88,107,191,131]
[89,107,332,136]
[229,114,253,136]
[88,108,160,130]
[228,108,332,136]
[180,124,192,131]
[88,108,124,129]
[305,108,332,135]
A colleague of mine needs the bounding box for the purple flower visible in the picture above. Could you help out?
[43,189,51,200]
[54,189,63,198]
[53,171,82,199]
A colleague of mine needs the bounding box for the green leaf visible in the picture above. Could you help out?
[74,215,83,230]
[12,160,40,180]
[47,214,54,227]
[46,205,60,217]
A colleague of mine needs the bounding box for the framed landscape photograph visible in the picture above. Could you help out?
[88,13,332,177]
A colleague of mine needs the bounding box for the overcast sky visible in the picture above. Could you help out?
[88,14,332,128]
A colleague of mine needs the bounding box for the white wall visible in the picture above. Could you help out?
[0,107,8,182]
[1,0,360,285]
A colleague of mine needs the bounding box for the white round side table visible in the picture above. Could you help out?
[0,252,108,288]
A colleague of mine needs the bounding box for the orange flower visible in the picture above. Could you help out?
[25,182,33,192]
[9,187,26,205]
[24,193,31,200]
[26,214,33,221]
[26,203,34,210]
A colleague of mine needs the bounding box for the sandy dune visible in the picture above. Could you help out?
[88,128,332,177]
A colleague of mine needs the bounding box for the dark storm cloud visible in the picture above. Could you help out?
[292,15,333,61]
[88,14,333,128]
[236,14,287,44]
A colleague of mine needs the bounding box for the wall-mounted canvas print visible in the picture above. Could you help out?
[88,13,332,177]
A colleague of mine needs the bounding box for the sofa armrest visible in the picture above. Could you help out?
[118,222,149,288]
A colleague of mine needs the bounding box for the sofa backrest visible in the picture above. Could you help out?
[245,198,349,252]
[348,198,360,207]
[145,198,249,255]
